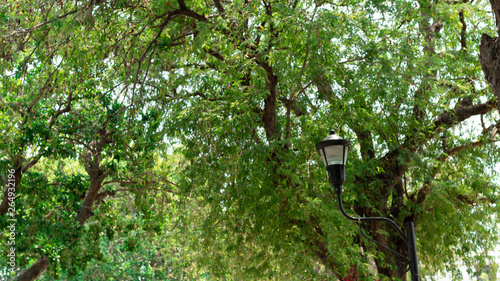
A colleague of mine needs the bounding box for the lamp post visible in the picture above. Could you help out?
[316,130,420,281]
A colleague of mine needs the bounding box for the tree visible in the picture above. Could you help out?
[1,1,172,278]
[1,0,500,280]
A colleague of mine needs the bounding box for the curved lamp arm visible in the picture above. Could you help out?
[316,131,419,280]
[336,191,421,280]
[336,191,408,244]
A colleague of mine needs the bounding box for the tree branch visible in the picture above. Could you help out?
[444,140,484,157]
[257,60,278,142]
[96,190,117,200]
[15,256,49,281]
[415,139,489,206]
[459,8,467,51]
[406,99,498,153]
[178,0,188,9]
[213,0,226,16]
[114,187,178,194]
[48,93,73,129]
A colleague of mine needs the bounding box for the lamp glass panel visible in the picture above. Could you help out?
[322,145,349,166]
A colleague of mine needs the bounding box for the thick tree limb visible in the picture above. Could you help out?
[479,33,500,113]
[15,256,49,281]
[406,99,498,153]
[213,0,226,16]
[76,144,108,224]
[47,93,73,128]
[433,100,496,128]
[0,167,21,216]
[459,8,467,51]
[415,138,491,206]
[114,186,178,194]
[0,175,6,192]
[76,117,113,224]
[178,0,188,9]
[456,194,497,205]
[314,73,336,101]
[257,60,278,142]
[96,190,117,200]
[489,0,500,35]
[178,8,207,22]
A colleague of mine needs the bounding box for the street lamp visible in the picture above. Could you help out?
[316,130,420,281]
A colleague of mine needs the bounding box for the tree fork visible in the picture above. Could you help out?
[75,126,111,224]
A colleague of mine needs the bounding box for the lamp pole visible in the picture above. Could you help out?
[406,221,420,280]
[316,130,420,281]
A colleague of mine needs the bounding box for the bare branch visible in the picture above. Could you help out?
[444,140,484,157]
[19,27,51,73]
[415,137,492,206]
[22,158,40,173]
[8,9,78,37]
[60,136,95,152]
[214,0,226,16]
[48,93,73,129]
[96,190,117,200]
[114,187,178,194]
[407,99,498,153]
[102,180,139,186]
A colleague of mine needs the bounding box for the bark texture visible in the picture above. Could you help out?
[75,123,112,225]
[75,137,110,225]
[480,0,500,113]
[480,33,500,113]
[0,167,22,216]
[15,256,49,281]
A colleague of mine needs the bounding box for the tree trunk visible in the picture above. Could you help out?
[480,0,500,114]
[479,33,500,114]
[0,167,22,216]
[75,178,104,224]
[75,140,108,224]
[312,239,342,280]
[15,256,49,281]
[360,150,410,280]
[374,229,409,281]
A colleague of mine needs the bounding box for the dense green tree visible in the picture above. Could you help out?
[1,0,500,280]
[1,1,172,277]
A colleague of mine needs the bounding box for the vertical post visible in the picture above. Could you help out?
[405,221,420,281]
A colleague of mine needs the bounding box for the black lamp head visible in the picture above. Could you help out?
[315,130,351,193]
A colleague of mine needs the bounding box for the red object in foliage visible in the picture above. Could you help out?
[342,266,359,281]
[342,266,380,281]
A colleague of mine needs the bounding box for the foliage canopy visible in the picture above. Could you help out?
[1,0,500,280]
